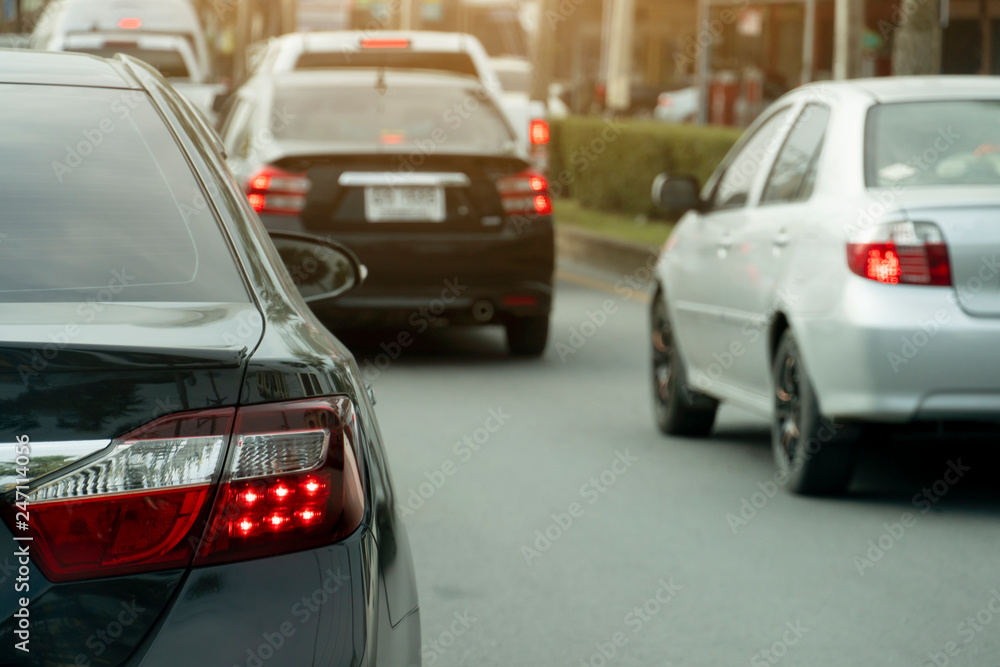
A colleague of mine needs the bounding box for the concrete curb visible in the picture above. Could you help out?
[555,224,661,279]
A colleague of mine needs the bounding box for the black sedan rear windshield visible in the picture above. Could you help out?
[866,100,1000,187]
[272,81,516,152]
[0,85,248,303]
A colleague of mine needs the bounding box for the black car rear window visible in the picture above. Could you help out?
[295,51,479,78]
[272,80,515,152]
[0,85,248,303]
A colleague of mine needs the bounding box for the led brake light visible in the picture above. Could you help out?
[194,397,364,566]
[117,17,142,29]
[497,170,552,216]
[529,119,550,145]
[360,38,410,49]
[246,165,311,215]
[846,221,951,286]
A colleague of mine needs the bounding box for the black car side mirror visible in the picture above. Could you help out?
[269,232,368,303]
[652,173,701,215]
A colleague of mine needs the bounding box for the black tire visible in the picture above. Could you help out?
[651,293,718,437]
[506,316,549,356]
[772,330,858,496]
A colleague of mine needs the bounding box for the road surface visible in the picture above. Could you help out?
[343,264,1000,667]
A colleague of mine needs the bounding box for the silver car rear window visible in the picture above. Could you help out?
[866,100,1000,188]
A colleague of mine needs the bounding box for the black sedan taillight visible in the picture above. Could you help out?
[497,170,553,217]
[4,397,364,582]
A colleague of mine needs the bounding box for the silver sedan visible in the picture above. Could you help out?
[650,76,1000,495]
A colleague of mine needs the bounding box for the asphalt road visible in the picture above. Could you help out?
[343,265,1000,667]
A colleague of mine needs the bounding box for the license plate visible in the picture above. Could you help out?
[364,186,445,222]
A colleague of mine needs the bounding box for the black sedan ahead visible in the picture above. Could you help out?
[0,50,419,667]
[218,69,555,356]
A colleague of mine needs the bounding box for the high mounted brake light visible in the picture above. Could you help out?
[360,38,410,49]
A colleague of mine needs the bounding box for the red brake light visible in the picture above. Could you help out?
[529,119,550,145]
[361,38,410,49]
[847,221,951,286]
[246,165,310,216]
[194,397,364,566]
[497,170,551,217]
[117,17,142,29]
[5,398,365,582]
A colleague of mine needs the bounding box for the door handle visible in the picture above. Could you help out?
[718,233,734,249]
[773,229,790,247]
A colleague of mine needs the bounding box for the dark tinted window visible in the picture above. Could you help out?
[66,47,190,78]
[273,81,515,152]
[0,85,248,303]
[761,104,830,204]
[866,100,1000,187]
[709,107,793,211]
[295,51,479,78]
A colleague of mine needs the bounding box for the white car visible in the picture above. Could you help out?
[654,86,698,123]
[246,31,549,165]
[61,33,204,82]
[30,0,211,77]
[651,77,1000,495]
[31,0,222,119]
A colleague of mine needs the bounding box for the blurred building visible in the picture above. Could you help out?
[549,0,1000,119]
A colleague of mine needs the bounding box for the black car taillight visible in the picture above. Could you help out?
[194,397,364,566]
[497,170,552,217]
[10,409,234,583]
[246,165,311,216]
[5,398,364,582]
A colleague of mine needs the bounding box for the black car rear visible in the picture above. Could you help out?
[0,50,419,667]
[222,69,555,355]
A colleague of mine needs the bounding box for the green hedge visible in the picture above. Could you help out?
[548,117,743,218]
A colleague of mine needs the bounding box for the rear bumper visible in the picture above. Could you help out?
[797,278,1000,423]
[132,526,417,667]
[312,280,552,329]
[262,215,555,329]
